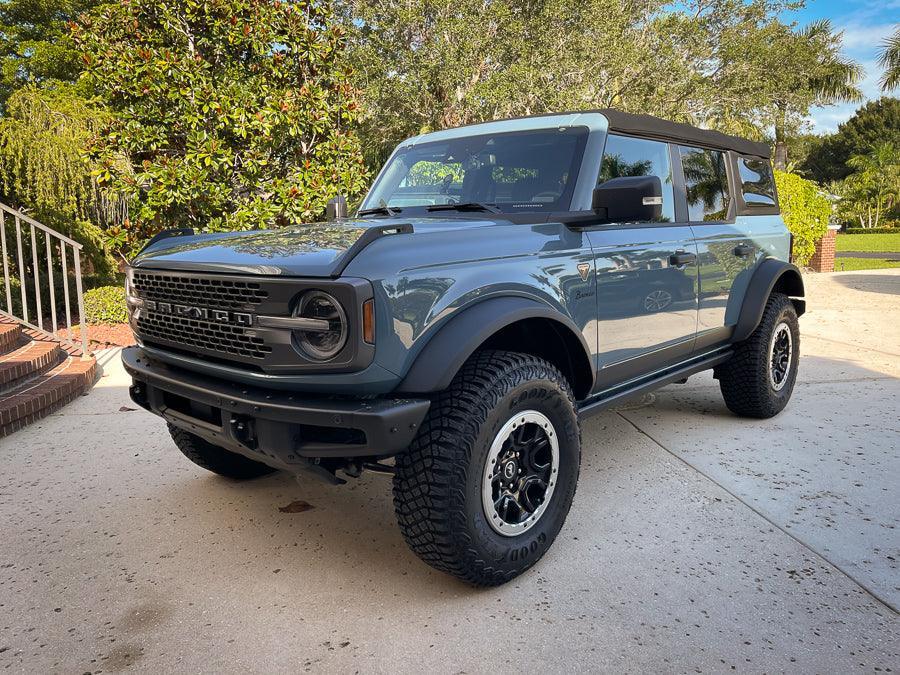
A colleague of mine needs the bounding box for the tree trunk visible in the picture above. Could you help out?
[773,109,787,171]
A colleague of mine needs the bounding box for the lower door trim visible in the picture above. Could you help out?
[578,348,732,419]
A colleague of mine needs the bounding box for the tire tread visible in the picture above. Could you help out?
[393,349,579,586]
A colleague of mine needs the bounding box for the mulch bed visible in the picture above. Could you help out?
[57,323,136,349]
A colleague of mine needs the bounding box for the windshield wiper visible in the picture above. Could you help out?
[358,205,402,217]
[426,202,501,214]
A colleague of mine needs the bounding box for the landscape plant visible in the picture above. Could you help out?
[773,170,831,266]
[74,0,369,256]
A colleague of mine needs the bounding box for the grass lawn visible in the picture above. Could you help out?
[833,257,900,272]
[835,233,900,253]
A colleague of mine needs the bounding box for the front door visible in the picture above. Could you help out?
[587,134,699,391]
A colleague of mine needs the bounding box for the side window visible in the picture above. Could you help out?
[599,134,675,222]
[737,156,777,207]
[678,146,730,222]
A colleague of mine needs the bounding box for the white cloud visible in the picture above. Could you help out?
[838,22,895,53]
[805,11,897,133]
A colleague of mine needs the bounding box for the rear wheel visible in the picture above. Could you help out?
[717,292,799,418]
[393,350,581,586]
[168,424,277,480]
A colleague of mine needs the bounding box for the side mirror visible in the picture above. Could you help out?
[591,175,663,223]
[326,195,348,221]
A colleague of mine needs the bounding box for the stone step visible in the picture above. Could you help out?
[0,340,64,394]
[0,352,97,438]
[0,322,23,355]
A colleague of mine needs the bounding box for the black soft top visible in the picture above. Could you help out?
[599,109,771,158]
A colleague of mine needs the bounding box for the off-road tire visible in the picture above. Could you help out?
[717,292,799,418]
[168,424,277,479]
[393,350,581,586]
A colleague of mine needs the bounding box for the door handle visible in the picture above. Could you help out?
[669,251,697,267]
[733,244,753,258]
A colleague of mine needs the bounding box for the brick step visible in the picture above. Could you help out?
[0,354,97,438]
[0,340,64,394]
[0,322,23,355]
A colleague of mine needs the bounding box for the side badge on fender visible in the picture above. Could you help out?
[577,262,591,281]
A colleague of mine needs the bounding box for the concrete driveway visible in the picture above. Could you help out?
[2,270,898,673]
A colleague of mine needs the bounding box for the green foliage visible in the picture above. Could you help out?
[83,285,127,324]
[723,18,862,169]
[0,86,117,276]
[773,170,831,266]
[349,0,801,170]
[879,27,900,92]
[843,227,898,234]
[0,0,100,109]
[74,0,369,255]
[833,143,900,230]
[800,98,900,183]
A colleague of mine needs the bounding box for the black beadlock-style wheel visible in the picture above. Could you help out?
[168,424,277,480]
[393,350,581,587]
[717,292,800,419]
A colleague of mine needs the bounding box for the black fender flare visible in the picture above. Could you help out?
[732,259,805,343]
[395,296,594,395]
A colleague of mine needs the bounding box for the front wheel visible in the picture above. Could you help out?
[168,425,277,480]
[393,350,581,586]
[717,292,800,418]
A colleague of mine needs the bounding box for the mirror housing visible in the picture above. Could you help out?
[326,195,348,221]
[591,175,663,223]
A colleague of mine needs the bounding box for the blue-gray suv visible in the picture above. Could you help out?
[123,110,805,586]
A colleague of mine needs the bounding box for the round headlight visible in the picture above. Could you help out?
[293,291,347,361]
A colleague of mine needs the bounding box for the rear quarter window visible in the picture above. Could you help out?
[737,156,777,207]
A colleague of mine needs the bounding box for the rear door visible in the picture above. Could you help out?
[675,145,757,351]
[586,134,699,389]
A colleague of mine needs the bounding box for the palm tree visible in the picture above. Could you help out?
[878,26,900,91]
[773,20,863,170]
[845,142,900,228]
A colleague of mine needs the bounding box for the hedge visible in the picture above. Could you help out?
[842,227,897,234]
[773,171,831,266]
[83,285,127,324]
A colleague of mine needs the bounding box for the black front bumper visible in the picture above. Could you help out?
[122,347,430,470]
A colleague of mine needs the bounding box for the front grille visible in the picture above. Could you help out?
[132,271,268,310]
[137,313,272,360]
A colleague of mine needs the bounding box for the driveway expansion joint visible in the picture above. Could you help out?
[615,410,900,616]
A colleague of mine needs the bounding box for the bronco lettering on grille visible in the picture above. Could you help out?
[144,300,253,327]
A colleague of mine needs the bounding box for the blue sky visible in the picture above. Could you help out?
[787,0,898,133]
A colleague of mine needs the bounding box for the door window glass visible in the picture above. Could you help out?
[737,156,777,207]
[679,146,730,221]
[599,134,674,222]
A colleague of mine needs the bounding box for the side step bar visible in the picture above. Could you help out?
[577,349,733,419]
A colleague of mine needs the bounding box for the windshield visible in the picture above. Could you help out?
[362,127,588,215]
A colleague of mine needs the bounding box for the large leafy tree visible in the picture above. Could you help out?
[75,0,369,253]
[835,143,900,229]
[879,26,900,92]
[799,97,900,183]
[345,0,860,173]
[346,0,771,169]
[0,0,99,109]
[738,19,862,170]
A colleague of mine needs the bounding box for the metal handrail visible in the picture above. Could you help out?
[0,201,90,357]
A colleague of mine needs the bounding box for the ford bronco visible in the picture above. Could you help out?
[123,110,804,586]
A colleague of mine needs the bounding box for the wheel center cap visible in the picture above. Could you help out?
[502,460,517,480]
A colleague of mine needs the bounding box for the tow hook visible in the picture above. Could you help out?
[230,415,257,450]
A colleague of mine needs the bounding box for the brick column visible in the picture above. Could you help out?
[808,224,840,272]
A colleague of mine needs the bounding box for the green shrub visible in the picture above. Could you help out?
[774,170,831,266]
[83,285,127,325]
[843,226,897,234]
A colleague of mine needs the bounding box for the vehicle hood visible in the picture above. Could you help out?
[130,217,498,277]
